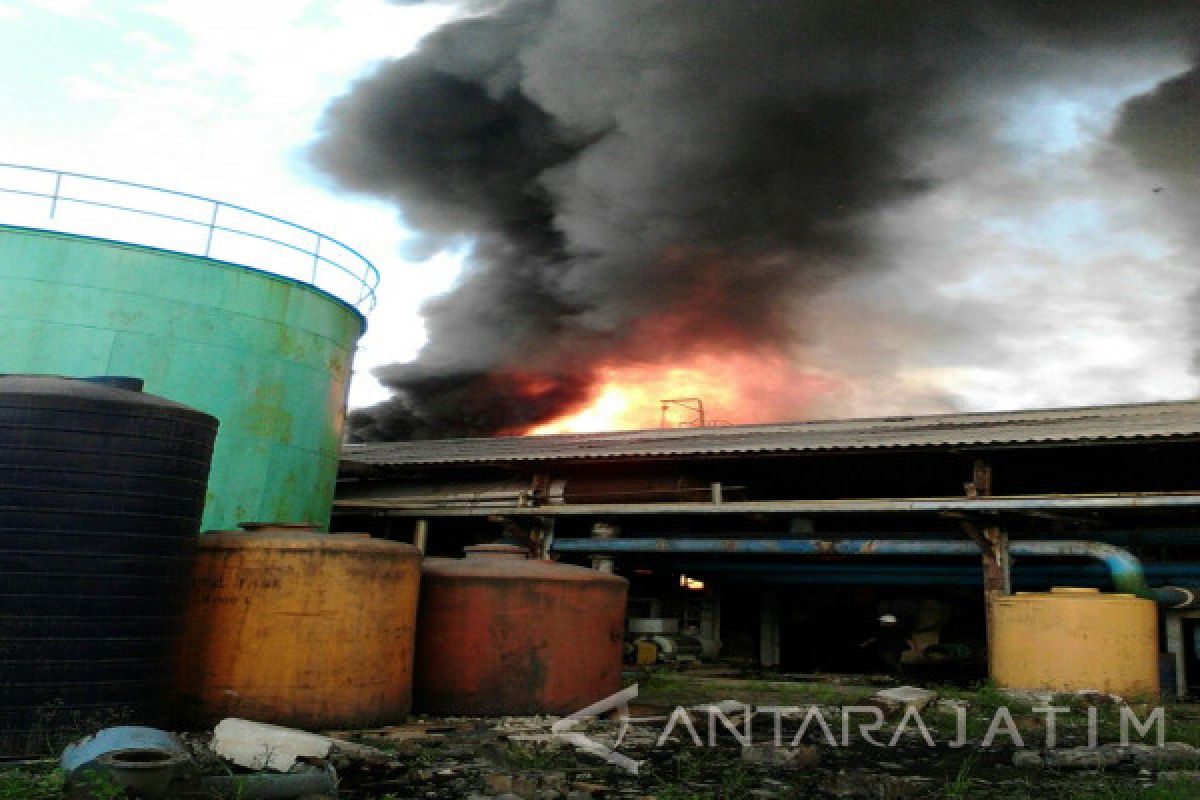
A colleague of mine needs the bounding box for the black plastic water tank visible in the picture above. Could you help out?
[0,375,218,754]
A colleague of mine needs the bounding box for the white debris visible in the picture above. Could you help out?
[691,699,751,715]
[212,718,333,773]
[870,686,938,712]
[1073,689,1126,707]
[998,689,1057,706]
[936,698,969,713]
[326,736,396,768]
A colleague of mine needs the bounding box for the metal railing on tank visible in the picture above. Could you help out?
[0,163,379,311]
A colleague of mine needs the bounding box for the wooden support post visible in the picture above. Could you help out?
[533,517,555,560]
[965,460,1011,673]
[979,525,1011,658]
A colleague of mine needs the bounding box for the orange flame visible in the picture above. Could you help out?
[527,351,839,435]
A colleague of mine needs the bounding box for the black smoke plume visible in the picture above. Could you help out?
[313,1,1198,441]
[1113,63,1200,373]
[1114,65,1200,186]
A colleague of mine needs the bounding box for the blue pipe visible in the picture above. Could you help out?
[1017,529,1200,546]
[551,537,1153,598]
[663,562,1200,579]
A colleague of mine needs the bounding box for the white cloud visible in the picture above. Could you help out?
[25,0,98,16]
[1,0,458,408]
[831,65,1200,413]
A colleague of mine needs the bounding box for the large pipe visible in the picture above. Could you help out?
[1151,586,1200,609]
[342,491,1200,516]
[660,561,1200,580]
[1012,529,1200,546]
[550,538,1153,598]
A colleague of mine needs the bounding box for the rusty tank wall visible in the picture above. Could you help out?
[413,545,628,716]
[175,532,421,729]
[0,225,363,531]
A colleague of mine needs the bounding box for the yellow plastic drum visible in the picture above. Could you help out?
[991,587,1159,698]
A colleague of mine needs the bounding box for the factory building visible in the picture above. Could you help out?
[336,401,1200,690]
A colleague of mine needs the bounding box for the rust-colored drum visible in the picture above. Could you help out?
[414,545,628,715]
[175,532,422,728]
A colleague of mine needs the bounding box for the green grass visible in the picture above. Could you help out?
[71,770,128,799]
[651,772,758,800]
[945,774,1200,800]
[672,749,707,783]
[943,753,977,799]
[2,761,150,800]
[1058,777,1200,800]
[924,682,1188,748]
[639,671,860,707]
[1168,717,1200,749]
[501,741,573,770]
[0,767,64,800]
[654,787,710,800]
[646,749,772,800]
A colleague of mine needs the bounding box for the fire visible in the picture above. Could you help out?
[527,351,839,435]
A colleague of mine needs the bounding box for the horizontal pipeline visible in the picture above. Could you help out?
[660,561,1200,578]
[344,491,1200,516]
[550,538,1151,597]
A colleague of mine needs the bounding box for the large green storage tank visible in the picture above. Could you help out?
[0,223,366,531]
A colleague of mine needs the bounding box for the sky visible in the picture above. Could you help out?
[0,0,454,408]
[2,1,1197,427]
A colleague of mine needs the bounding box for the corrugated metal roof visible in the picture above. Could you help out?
[341,399,1200,468]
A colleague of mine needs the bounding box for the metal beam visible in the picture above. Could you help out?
[334,491,1200,516]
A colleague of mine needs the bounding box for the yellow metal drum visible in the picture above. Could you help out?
[991,587,1159,698]
[175,531,422,729]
